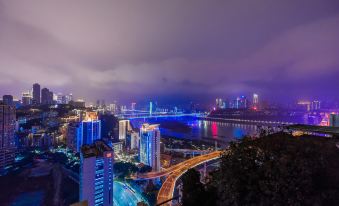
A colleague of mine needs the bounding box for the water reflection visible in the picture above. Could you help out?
[130,116,258,142]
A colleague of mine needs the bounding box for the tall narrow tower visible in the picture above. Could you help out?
[32,83,41,105]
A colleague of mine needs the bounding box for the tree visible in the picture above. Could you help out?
[216,133,339,206]
[181,169,208,206]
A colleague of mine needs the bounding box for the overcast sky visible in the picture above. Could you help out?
[0,0,339,104]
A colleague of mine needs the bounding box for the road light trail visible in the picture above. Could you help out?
[156,151,222,206]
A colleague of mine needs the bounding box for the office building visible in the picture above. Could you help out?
[329,114,339,127]
[108,103,118,114]
[77,112,101,152]
[311,101,321,111]
[56,93,68,104]
[239,96,248,109]
[0,103,16,169]
[32,83,41,105]
[67,122,81,152]
[41,88,54,105]
[139,124,161,171]
[70,99,86,108]
[2,95,13,106]
[80,141,113,206]
[65,94,73,104]
[22,91,32,106]
[118,120,130,140]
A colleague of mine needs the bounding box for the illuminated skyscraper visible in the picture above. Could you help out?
[253,94,259,105]
[118,120,130,140]
[149,102,153,116]
[80,141,113,206]
[0,103,16,169]
[77,112,101,152]
[32,83,41,105]
[139,124,161,171]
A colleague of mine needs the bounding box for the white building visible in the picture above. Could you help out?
[80,141,113,206]
[118,120,130,140]
[139,124,161,171]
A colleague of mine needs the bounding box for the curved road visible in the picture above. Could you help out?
[134,151,220,180]
[156,151,222,206]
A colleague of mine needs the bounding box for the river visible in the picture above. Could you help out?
[130,116,265,143]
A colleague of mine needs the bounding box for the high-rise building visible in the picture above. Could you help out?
[80,141,113,206]
[67,122,81,152]
[149,102,153,116]
[56,93,67,104]
[118,120,130,140]
[311,101,321,111]
[77,112,101,152]
[22,91,32,106]
[2,95,13,106]
[139,124,161,171]
[329,114,339,127]
[41,88,54,105]
[65,94,73,104]
[0,103,16,169]
[253,93,259,105]
[108,103,117,114]
[239,96,247,109]
[32,83,41,105]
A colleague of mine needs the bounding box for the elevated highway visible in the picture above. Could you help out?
[156,151,222,205]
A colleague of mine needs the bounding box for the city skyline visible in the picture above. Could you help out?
[0,0,339,103]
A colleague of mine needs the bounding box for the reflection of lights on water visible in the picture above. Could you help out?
[211,122,218,138]
[233,128,246,139]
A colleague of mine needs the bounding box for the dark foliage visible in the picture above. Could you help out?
[182,133,339,206]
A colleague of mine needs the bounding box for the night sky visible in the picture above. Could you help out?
[0,0,339,104]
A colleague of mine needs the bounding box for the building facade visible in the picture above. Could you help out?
[0,104,16,169]
[118,120,130,140]
[139,124,161,171]
[329,114,339,127]
[80,141,113,206]
[41,88,54,105]
[77,112,101,152]
[32,83,41,105]
[2,95,14,106]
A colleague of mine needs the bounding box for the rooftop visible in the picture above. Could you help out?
[81,140,112,158]
[140,123,159,132]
